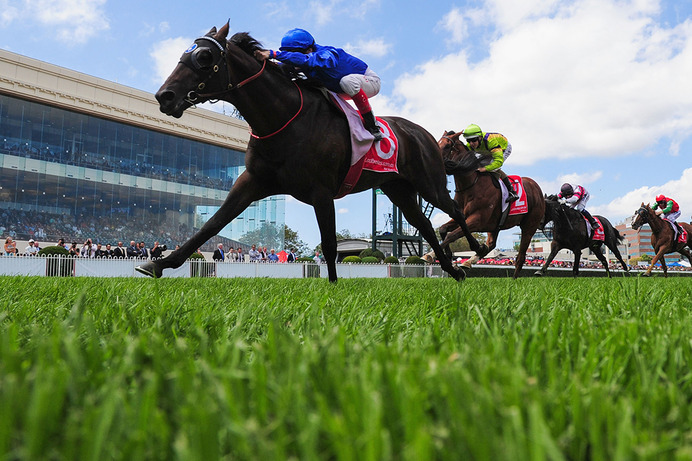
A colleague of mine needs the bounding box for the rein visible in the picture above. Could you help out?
[184,36,304,140]
[443,136,480,192]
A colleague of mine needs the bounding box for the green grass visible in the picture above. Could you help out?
[1,277,692,460]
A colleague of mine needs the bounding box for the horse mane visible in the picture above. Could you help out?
[229,32,328,90]
[229,32,264,55]
[443,150,481,175]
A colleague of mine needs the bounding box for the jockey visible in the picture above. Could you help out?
[461,124,517,202]
[255,28,384,141]
[558,183,600,230]
[652,194,681,229]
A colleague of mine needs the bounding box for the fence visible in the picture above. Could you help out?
[0,255,445,279]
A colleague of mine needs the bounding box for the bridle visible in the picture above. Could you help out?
[439,134,480,192]
[178,35,303,139]
[179,35,267,103]
[631,206,649,230]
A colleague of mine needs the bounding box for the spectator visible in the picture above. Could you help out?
[25,239,39,256]
[287,248,297,263]
[248,244,261,262]
[313,251,322,264]
[69,242,79,256]
[126,240,139,259]
[4,237,17,256]
[94,243,108,258]
[268,248,279,263]
[150,241,165,260]
[57,238,68,250]
[213,243,225,262]
[138,242,148,259]
[227,246,239,262]
[103,243,114,258]
[236,247,245,262]
[278,249,288,263]
[82,239,95,258]
[32,240,41,254]
[113,241,127,259]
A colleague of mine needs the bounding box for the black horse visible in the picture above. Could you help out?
[534,195,629,277]
[136,23,479,282]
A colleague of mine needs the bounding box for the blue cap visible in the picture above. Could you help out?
[279,28,315,51]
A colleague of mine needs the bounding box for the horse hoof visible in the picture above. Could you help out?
[453,266,467,281]
[136,262,162,278]
[533,271,544,277]
[461,261,473,269]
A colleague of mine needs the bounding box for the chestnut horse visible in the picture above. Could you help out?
[535,195,629,277]
[428,131,545,278]
[136,23,479,282]
[631,203,692,277]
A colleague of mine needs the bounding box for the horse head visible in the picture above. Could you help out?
[631,202,652,230]
[438,131,481,175]
[155,23,268,118]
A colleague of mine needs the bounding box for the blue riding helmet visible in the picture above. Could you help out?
[280,28,315,51]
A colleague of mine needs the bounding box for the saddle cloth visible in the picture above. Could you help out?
[328,92,399,199]
[663,219,688,243]
[499,175,528,215]
[584,216,605,241]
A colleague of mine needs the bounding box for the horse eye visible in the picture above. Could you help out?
[193,48,214,70]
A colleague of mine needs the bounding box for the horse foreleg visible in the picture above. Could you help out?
[312,195,338,283]
[381,182,465,281]
[535,242,560,276]
[463,231,496,269]
[136,172,266,278]
[514,228,536,279]
[644,248,667,277]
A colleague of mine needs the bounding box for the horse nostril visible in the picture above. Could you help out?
[156,89,175,104]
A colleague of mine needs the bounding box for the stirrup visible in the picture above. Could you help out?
[506,192,518,203]
[369,129,384,141]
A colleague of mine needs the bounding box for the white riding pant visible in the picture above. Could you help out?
[339,68,381,97]
[503,143,512,161]
[664,210,681,222]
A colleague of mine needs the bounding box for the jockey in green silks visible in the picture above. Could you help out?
[461,123,518,202]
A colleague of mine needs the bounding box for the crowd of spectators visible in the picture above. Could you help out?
[2,142,234,191]
[0,208,244,256]
[454,255,692,271]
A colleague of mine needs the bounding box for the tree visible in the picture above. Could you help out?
[239,223,283,249]
[283,225,310,256]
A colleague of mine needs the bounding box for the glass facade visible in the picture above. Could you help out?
[0,93,284,248]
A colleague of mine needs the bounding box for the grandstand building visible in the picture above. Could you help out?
[0,49,284,249]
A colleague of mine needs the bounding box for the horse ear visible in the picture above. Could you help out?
[207,26,217,36]
[216,21,230,40]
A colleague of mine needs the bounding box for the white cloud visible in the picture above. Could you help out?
[0,1,20,26]
[344,38,391,58]
[24,0,109,43]
[594,168,692,222]
[149,37,192,86]
[391,0,692,166]
[438,8,467,46]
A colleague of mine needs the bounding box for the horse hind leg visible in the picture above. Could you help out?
[591,244,611,277]
[380,181,465,281]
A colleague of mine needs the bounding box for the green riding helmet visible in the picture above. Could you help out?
[462,123,483,140]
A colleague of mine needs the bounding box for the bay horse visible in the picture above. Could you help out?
[631,203,692,277]
[534,195,629,277]
[136,23,479,282]
[429,131,545,279]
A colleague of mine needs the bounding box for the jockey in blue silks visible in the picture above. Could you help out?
[255,28,383,141]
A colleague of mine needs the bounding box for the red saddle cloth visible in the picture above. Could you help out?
[507,176,528,215]
[663,219,688,243]
[585,216,605,241]
[335,117,399,198]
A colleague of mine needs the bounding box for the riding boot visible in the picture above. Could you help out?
[361,110,384,141]
[352,88,383,141]
[581,209,599,230]
[501,175,518,202]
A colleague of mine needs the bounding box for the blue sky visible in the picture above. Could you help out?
[2,0,692,250]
